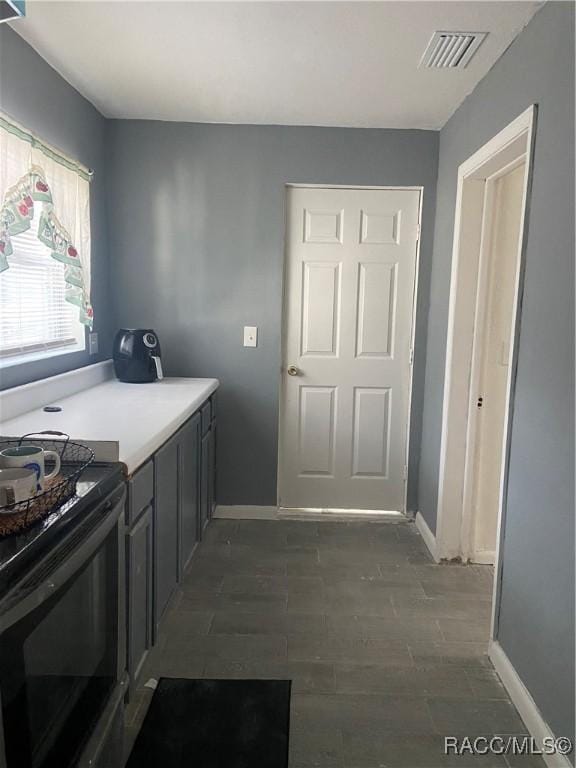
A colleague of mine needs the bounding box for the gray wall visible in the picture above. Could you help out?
[418,2,574,744]
[106,122,438,509]
[0,26,113,390]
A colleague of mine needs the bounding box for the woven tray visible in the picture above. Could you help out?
[0,474,74,537]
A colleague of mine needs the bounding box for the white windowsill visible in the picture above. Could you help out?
[0,340,86,369]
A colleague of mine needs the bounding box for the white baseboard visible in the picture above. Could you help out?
[415,511,440,562]
[213,505,279,520]
[489,641,572,768]
[214,505,409,524]
[469,549,496,565]
[279,507,406,522]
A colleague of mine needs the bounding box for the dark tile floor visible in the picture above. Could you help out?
[124,518,543,767]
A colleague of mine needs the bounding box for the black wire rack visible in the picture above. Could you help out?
[0,431,94,536]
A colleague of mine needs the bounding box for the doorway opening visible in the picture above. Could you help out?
[435,107,536,575]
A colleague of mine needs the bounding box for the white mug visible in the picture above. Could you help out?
[0,445,61,492]
[0,468,37,508]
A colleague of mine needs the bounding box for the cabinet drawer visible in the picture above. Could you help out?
[201,400,212,435]
[127,460,154,526]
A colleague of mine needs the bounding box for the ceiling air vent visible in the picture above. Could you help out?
[419,31,487,69]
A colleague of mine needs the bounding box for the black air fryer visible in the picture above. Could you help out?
[113,329,164,383]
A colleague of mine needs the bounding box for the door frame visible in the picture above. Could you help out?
[277,184,424,515]
[460,156,527,564]
[434,105,537,629]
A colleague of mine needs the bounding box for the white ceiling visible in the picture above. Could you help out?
[11,1,541,129]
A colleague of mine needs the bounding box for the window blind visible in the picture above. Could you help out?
[0,208,84,358]
[1,112,93,341]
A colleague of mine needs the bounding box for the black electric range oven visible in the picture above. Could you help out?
[0,464,127,768]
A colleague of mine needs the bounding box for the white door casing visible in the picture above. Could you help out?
[434,104,536,616]
[466,162,526,562]
[279,186,421,512]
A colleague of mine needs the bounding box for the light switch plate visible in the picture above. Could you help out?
[243,326,258,348]
[88,332,99,355]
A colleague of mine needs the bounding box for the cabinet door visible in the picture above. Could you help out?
[178,414,200,575]
[200,423,216,531]
[154,435,179,630]
[208,423,216,520]
[200,430,210,535]
[127,505,153,695]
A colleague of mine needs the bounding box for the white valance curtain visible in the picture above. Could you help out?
[0,114,93,327]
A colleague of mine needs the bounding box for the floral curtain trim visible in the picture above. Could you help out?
[0,115,93,182]
[0,165,93,328]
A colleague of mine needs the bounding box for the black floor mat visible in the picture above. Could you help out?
[126,678,291,768]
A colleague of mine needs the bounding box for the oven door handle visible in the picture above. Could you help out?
[0,485,126,634]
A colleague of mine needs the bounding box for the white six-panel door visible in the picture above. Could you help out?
[279,187,420,512]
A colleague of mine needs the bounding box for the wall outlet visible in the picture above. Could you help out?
[88,332,99,355]
[243,326,258,348]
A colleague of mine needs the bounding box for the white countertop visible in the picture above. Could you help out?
[0,377,219,474]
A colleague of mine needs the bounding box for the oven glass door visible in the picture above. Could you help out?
[0,522,119,768]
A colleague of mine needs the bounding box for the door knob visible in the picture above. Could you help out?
[287,365,300,376]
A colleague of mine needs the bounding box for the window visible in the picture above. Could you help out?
[0,114,93,367]
[0,207,85,361]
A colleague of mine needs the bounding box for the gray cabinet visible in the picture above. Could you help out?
[126,505,153,696]
[126,460,153,526]
[209,420,216,519]
[177,413,201,575]
[200,428,215,533]
[199,395,217,535]
[154,435,179,631]
[200,430,210,533]
[125,393,217,690]
[125,461,154,695]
